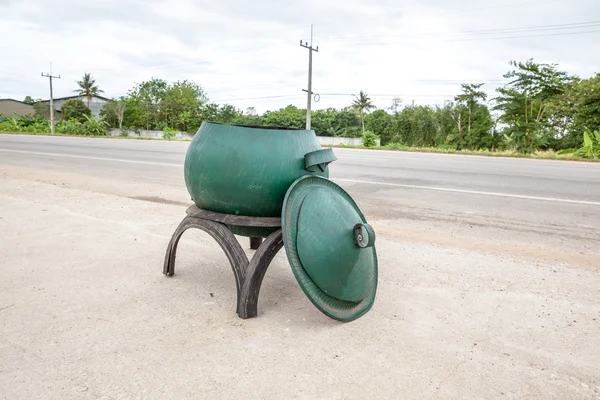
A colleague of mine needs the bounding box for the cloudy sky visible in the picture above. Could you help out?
[1,0,599,112]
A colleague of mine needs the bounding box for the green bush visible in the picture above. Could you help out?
[162,126,177,140]
[560,129,600,159]
[81,115,108,136]
[56,119,82,135]
[0,113,106,136]
[33,102,51,119]
[362,131,378,148]
[0,117,20,132]
[61,99,91,123]
[55,117,107,136]
[579,129,600,159]
[23,122,51,134]
[0,116,50,133]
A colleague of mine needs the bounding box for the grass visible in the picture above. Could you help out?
[322,143,599,162]
[2,130,596,162]
[0,130,192,141]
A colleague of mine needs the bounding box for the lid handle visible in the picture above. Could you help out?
[354,223,375,248]
[305,148,337,172]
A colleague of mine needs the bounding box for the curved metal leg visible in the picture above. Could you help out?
[237,229,284,319]
[164,212,284,319]
[163,216,249,308]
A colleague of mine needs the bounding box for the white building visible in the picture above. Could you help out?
[42,95,111,118]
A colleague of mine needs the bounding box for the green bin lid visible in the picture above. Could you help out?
[281,176,378,322]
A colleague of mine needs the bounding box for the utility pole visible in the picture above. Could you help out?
[41,65,60,135]
[300,24,318,130]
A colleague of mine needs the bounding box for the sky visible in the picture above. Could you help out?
[1,0,599,113]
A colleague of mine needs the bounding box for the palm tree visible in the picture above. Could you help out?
[352,91,376,134]
[74,73,104,108]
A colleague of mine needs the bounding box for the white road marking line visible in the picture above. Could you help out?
[0,148,182,167]
[333,178,600,206]
[2,148,598,206]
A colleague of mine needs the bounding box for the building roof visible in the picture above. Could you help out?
[41,94,112,103]
[0,98,61,114]
[0,98,33,105]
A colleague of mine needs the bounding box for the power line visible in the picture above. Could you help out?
[208,82,506,101]
[334,28,600,49]
[452,0,562,13]
[212,93,459,103]
[430,28,600,43]
[445,20,600,36]
[3,21,597,103]
[66,21,588,74]
[209,84,299,93]
[99,23,600,72]
[317,80,508,90]
[211,94,304,102]
[208,81,507,98]
[39,21,600,78]
[318,20,600,43]
[319,93,456,98]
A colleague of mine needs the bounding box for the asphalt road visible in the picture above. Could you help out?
[2,133,600,399]
[1,133,599,257]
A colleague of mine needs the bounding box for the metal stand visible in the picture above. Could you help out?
[163,205,283,319]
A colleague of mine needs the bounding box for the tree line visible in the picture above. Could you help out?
[98,58,598,153]
[3,58,600,156]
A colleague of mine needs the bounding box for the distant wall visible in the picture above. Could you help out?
[316,136,380,147]
[108,129,194,140]
[108,129,379,146]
